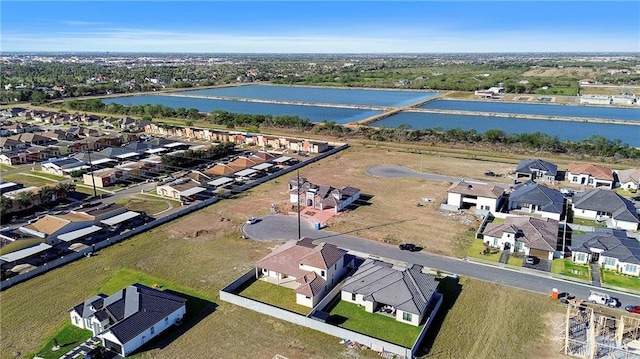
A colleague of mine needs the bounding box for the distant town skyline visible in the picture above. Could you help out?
[2,1,639,53]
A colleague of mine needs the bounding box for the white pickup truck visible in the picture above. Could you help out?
[588,290,619,308]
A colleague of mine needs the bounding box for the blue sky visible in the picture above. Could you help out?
[2,1,639,53]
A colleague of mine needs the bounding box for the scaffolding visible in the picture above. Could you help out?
[561,301,640,359]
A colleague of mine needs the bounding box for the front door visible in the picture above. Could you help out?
[591,252,599,262]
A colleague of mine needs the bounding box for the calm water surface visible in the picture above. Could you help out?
[104,95,381,123]
[372,112,640,146]
[177,85,440,107]
[420,99,640,121]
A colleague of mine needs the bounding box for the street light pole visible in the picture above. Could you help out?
[297,169,301,240]
[85,139,97,198]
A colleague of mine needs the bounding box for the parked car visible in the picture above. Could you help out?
[525,255,537,265]
[625,305,640,314]
[588,290,619,307]
[246,217,259,225]
[557,292,576,305]
[399,243,421,252]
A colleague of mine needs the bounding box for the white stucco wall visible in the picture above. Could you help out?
[296,293,315,307]
[446,193,462,208]
[572,206,599,220]
[395,309,421,326]
[477,197,499,212]
[612,219,639,231]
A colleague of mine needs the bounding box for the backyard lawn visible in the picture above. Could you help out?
[236,278,310,315]
[74,184,110,196]
[116,194,179,216]
[26,171,65,181]
[0,164,13,171]
[0,238,44,255]
[2,173,57,187]
[571,217,607,228]
[466,239,501,262]
[33,323,92,359]
[551,259,591,281]
[326,300,422,348]
[601,270,640,291]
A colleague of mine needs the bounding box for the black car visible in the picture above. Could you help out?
[399,243,421,252]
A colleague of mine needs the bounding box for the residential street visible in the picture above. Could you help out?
[365,165,511,188]
[243,214,640,308]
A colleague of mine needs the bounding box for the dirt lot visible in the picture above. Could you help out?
[522,67,600,78]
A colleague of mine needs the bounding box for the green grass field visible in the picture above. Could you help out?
[0,163,14,171]
[33,323,92,359]
[236,278,310,315]
[74,184,110,196]
[551,259,591,281]
[466,239,501,262]
[601,270,640,291]
[116,194,179,215]
[2,173,56,187]
[571,217,607,228]
[327,300,422,348]
[26,171,65,181]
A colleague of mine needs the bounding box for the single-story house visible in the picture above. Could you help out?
[19,213,94,245]
[567,163,615,189]
[340,259,441,326]
[446,179,505,212]
[256,237,347,307]
[69,283,186,357]
[570,229,640,277]
[41,157,89,176]
[507,181,565,220]
[482,216,560,260]
[156,178,206,202]
[616,168,640,191]
[571,188,639,231]
[83,168,127,188]
[514,159,558,182]
[289,177,360,214]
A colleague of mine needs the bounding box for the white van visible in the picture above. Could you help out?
[588,290,618,307]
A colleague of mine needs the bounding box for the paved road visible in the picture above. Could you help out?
[365,165,511,188]
[243,215,640,308]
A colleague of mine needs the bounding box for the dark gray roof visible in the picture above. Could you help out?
[515,159,558,176]
[100,146,140,158]
[572,188,639,223]
[341,259,439,316]
[104,284,186,344]
[73,152,110,163]
[508,181,564,214]
[71,294,107,318]
[124,142,160,152]
[571,229,640,264]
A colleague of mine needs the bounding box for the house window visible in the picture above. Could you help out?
[603,257,616,267]
[515,242,523,252]
[74,316,79,325]
[334,264,337,270]
[493,238,498,247]
[624,264,637,274]
[165,317,169,325]
[85,318,92,328]
[576,253,586,262]
[351,293,356,301]
[321,270,325,277]
[150,326,155,335]
[305,296,311,299]
[402,312,412,322]
[572,176,577,182]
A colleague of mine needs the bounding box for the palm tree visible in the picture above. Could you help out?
[38,186,58,204]
[56,182,76,197]
[15,191,36,209]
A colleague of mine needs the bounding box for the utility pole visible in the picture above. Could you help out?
[85,139,97,198]
[297,169,301,240]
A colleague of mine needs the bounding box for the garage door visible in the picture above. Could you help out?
[529,249,548,259]
[103,339,122,355]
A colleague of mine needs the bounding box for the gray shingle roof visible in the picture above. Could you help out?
[571,229,640,264]
[341,259,439,316]
[572,188,639,223]
[508,181,564,214]
[515,159,558,176]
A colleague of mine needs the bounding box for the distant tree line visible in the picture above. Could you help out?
[65,99,201,120]
[56,100,640,159]
[314,121,640,159]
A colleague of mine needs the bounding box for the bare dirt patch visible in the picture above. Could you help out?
[522,67,599,78]
[169,211,236,239]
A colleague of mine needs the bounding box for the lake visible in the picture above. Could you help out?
[371,112,640,146]
[176,85,440,107]
[103,95,381,123]
[419,99,640,121]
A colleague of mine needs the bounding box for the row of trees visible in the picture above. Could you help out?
[313,121,640,159]
[65,99,201,120]
[161,142,235,169]
[207,110,314,131]
[0,183,76,221]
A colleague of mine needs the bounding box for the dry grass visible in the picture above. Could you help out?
[521,67,599,78]
[426,277,566,359]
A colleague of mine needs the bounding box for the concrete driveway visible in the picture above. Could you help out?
[243,215,640,308]
[523,257,552,272]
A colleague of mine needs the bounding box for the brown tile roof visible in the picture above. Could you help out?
[26,215,70,235]
[568,163,614,181]
[447,181,504,199]
[616,168,640,184]
[205,163,235,176]
[484,216,559,252]
[295,271,327,296]
[256,238,344,276]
